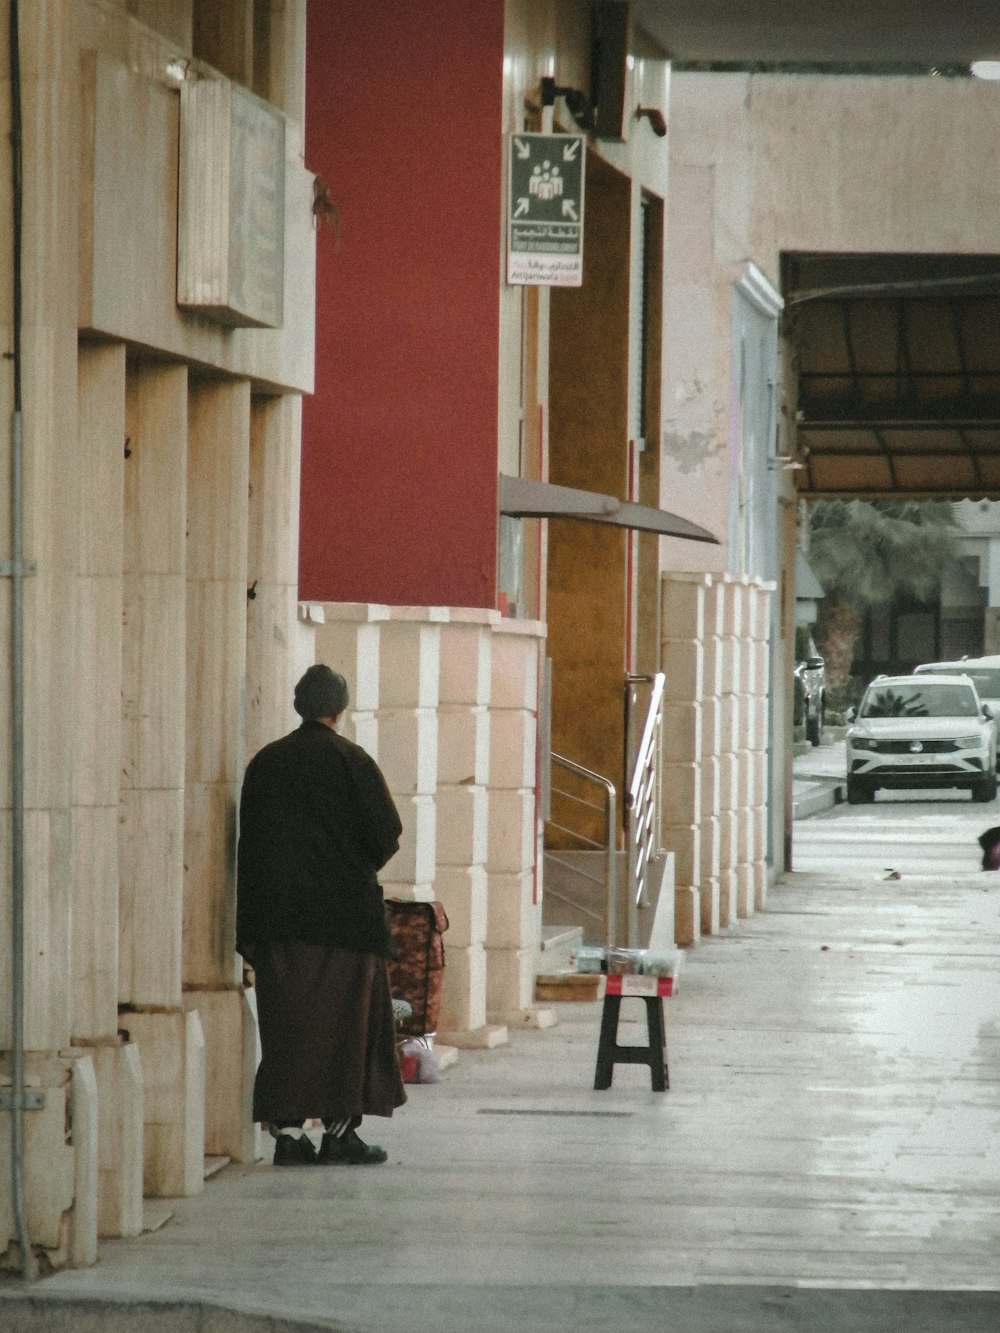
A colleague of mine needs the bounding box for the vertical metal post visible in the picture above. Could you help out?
[605,785,618,949]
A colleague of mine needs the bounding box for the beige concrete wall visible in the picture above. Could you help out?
[660,71,1000,904]
[662,71,1000,578]
[0,0,311,1269]
[78,4,314,394]
[662,573,773,946]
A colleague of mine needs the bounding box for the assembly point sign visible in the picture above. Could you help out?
[507,132,585,287]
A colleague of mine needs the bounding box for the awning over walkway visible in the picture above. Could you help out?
[785,254,1000,499]
[498,474,719,545]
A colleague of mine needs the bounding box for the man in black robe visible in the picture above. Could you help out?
[237,663,406,1165]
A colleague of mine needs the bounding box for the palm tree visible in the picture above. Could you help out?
[807,499,961,688]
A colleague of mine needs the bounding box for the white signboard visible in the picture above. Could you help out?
[507,132,585,287]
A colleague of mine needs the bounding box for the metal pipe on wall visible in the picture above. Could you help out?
[7,0,36,1283]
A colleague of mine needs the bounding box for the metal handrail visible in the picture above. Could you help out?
[548,753,619,946]
[624,673,665,946]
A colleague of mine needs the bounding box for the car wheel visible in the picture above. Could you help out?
[846,777,874,805]
[973,774,998,802]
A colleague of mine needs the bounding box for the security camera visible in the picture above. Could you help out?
[635,106,667,137]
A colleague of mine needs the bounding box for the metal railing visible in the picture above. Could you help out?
[545,754,619,946]
[623,673,665,947]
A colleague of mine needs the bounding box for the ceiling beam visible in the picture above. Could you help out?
[797,402,1000,426]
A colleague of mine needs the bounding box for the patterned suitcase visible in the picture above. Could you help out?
[385,900,449,1037]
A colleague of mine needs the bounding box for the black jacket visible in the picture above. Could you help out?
[236,721,402,958]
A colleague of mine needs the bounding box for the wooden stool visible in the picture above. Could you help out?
[594,974,674,1092]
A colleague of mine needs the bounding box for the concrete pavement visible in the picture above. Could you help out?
[3,863,999,1331]
[792,735,847,818]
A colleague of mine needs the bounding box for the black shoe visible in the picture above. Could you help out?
[272,1133,317,1166]
[316,1128,387,1166]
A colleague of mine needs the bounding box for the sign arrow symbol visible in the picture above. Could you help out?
[514,198,530,217]
[514,138,531,159]
[563,140,580,161]
[561,200,578,221]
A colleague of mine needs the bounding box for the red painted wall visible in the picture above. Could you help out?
[301,2,505,608]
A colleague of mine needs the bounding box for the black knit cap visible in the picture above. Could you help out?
[293,664,349,719]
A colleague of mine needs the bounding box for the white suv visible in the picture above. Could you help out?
[845,673,997,804]
[913,655,1000,729]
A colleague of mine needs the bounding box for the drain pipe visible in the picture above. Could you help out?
[6,0,36,1283]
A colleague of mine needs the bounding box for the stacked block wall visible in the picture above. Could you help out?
[662,573,773,944]
[312,605,545,1040]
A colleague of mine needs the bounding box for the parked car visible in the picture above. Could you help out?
[845,672,997,804]
[794,642,826,746]
[913,655,1000,731]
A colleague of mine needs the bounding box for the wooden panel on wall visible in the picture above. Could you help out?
[547,151,631,799]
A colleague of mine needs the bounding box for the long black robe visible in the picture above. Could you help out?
[237,720,406,1124]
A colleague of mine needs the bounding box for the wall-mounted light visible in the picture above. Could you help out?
[767,456,806,471]
[971,59,1000,79]
[163,56,193,87]
[635,105,667,137]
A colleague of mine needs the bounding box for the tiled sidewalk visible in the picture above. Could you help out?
[4,866,999,1332]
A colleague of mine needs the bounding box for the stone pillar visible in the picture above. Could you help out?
[245,392,303,761]
[69,1055,98,1268]
[121,364,188,1008]
[0,0,98,1269]
[125,1010,205,1199]
[436,613,506,1047]
[749,581,774,909]
[74,343,143,1236]
[73,343,125,1041]
[718,577,743,917]
[0,0,78,1060]
[733,578,755,918]
[240,393,304,1156]
[486,619,545,1022]
[372,610,441,904]
[120,361,202,1196]
[0,1056,70,1264]
[184,987,256,1164]
[700,576,724,931]
[661,574,708,945]
[92,1042,143,1239]
[183,378,252,1162]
